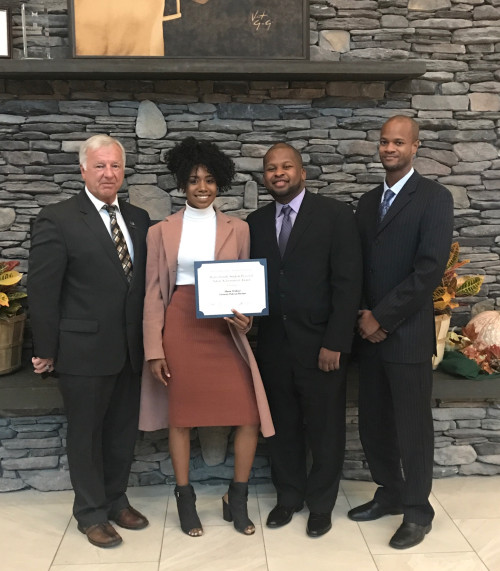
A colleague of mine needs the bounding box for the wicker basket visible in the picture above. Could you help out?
[0,313,26,375]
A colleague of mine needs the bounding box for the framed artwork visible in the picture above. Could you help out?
[0,8,11,58]
[69,0,308,59]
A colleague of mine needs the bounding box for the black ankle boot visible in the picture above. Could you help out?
[174,484,203,537]
[222,481,255,535]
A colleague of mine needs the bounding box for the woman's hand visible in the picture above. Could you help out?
[224,309,252,333]
[149,358,171,387]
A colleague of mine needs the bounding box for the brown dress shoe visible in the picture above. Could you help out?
[77,522,122,548]
[112,506,149,530]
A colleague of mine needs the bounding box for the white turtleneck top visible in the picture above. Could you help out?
[176,202,217,285]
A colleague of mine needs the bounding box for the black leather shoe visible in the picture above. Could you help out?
[348,500,403,522]
[306,512,332,537]
[389,522,432,549]
[266,504,303,528]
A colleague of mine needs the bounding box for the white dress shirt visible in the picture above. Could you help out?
[381,168,415,209]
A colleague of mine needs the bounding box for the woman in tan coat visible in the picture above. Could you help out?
[139,137,274,537]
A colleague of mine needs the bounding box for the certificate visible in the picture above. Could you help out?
[194,259,269,318]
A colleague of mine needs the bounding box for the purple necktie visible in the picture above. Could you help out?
[278,204,293,258]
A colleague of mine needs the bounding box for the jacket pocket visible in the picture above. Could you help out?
[59,318,99,333]
[309,309,328,325]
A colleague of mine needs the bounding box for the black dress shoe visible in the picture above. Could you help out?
[306,513,332,537]
[266,504,303,528]
[348,500,403,522]
[389,522,432,549]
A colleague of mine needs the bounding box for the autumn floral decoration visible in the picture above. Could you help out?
[433,242,484,316]
[0,261,27,320]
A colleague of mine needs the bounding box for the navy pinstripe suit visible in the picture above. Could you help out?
[355,170,454,525]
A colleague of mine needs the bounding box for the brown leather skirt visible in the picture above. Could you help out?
[162,285,259,428]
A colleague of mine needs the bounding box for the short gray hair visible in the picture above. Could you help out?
[79,134,126,169]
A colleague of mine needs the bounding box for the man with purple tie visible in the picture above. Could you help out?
[247,143,362,537]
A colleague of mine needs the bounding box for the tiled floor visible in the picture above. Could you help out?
[2,477,499,571]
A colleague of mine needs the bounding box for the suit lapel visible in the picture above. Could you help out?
[215,209,234,259]
[77,191,128,284]
[283,190,314,260]
[376,171,420,235]
[365,184,383,240]
[260,202,281,260]
[161,209,184,279]
[119,199,137,250]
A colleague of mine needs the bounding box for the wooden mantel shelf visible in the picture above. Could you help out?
[0,58,426,81]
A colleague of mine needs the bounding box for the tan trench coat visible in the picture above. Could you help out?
[139,208,275,437]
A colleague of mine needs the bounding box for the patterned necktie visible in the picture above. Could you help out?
[278,204,293,258]
[379,188,395,221]
[103,204,133,281]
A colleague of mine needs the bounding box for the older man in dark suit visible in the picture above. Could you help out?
[247,143,362,537]
[349,116,454,549]
[28,134,150,548]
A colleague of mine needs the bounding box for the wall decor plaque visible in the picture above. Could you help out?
[69,0,308,59]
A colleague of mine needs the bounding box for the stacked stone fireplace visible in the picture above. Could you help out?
[0,0,499,491]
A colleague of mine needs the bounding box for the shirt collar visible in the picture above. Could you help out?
[85,187,120,212]
[276,188,306,217]
[384,168,414,197]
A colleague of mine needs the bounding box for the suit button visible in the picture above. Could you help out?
[282,314,287,321]
[280,270,284,275]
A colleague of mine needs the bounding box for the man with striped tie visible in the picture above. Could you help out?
[28,135,150,548]
[351,116,454,549]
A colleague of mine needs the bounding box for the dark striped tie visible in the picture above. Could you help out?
[103,204,133,281]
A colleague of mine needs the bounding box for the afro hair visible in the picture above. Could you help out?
[166,137,236,193]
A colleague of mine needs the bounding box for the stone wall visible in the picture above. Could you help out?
[1,0,500,490]
[1,0,499,328]
[2,400,500,492]
[345,401,500,481]
[0,417,272,492]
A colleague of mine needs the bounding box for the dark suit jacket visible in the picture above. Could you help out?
[247,190,362,368]
[355,170,454,363]
[28,190,150,376]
